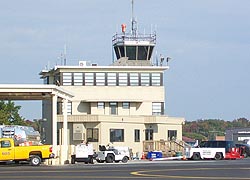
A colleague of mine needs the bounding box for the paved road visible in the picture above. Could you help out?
[0,159,249,180]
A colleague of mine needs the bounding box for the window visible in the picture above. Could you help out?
[126,46,136,60]
[107,73,117,86]
[145,129,153,140]
[138,46,148,60]
[118,73,128,86]
[110,129,124,142]
[85,73,94,86]
[130,73,139,86]
[62,73,72,85]
[122,102,130,109]
[1,140,11,148]
[67,101,72,115]
[54,74,61,86]
[152,102,164,115]
[73,73,83,86]
[97,102,105,109]
[114,46,125,59]
[56,101,72,115]
[44,77,49,85]
[57,102,62,114]
[110,102,118,115]
[96,73,105,86]
[168,130,177,141]
[134,129,140,142]
[87,128,99,142]
[141,73,150,86]
[151,73,161,86]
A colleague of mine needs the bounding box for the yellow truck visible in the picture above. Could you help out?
[0,138,54,166]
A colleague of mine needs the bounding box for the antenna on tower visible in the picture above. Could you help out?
[64,44,67,65]
[131,0,137,36]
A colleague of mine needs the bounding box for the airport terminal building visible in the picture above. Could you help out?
[39,23,184,159]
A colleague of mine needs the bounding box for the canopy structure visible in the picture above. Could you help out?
[0,84,73,100]
[0,84,74,164]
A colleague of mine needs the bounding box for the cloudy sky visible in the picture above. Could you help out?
[0,0,249,121]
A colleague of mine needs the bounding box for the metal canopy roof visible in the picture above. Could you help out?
[0,84,74,101]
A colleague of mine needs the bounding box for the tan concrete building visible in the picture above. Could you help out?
[40,65,184,154]
[39,9,184,160]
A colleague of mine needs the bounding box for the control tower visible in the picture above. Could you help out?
[112,0,156,66]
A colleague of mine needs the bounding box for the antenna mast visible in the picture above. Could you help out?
[64,44,67,65]
[131,0,137,36]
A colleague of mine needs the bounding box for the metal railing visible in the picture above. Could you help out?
[112,33,156,45]
[143,140,186,156]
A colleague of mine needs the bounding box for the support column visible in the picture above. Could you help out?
[52,94,58,158]
[60,98,68,164]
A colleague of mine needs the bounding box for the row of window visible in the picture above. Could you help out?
[60,72,163,86]
[98,102,163,115]
[86,128,177,142]
[58,102,164,115]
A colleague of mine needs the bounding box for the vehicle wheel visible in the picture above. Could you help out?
[89,157,94,164]
[30,155,41,166]
[106,154,114,163]
[14,160,20,164]
[122,156,129,163]
[115,160,120,163]
[71,155,76,164]
[192,152,200,160]
[214,152,223,160]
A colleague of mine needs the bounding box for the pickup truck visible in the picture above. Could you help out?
[0,138,54,166]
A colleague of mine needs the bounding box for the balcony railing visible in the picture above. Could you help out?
[112,33,156,45]
[57,114,184,124]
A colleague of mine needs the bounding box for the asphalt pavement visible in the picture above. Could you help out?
[0,158,249,180]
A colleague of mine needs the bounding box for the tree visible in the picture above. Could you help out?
[183,118,250,140]
[0,100,27,125]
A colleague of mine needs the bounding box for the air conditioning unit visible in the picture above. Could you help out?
[79,61,87,67]
[73,133,85,141]
[73,123,84,133]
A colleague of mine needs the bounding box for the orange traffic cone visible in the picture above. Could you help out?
[141,152,146,160]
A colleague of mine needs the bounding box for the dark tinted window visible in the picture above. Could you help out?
[119,46,125,57]
[114,46,120,59]
[148,46,154,60]
[126,46,136,60]
[138,46,148,60]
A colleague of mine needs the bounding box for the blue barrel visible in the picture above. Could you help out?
[147,151,163,159]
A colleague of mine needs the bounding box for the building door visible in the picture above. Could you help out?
[145,129,153,140]
[109,102,118,115]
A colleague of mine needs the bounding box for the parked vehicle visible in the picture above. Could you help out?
[71,142,95,164]
[96,145,130,163]
[0,125,40,146]
[0,138,54,166]
[186,140,242,160]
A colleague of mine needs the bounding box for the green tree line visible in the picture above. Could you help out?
[183,118,250,141]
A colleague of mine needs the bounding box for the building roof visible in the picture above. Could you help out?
[0,84,74,100]
[182,136,196,143]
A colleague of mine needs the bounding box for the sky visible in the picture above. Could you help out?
[0,0,249,121]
